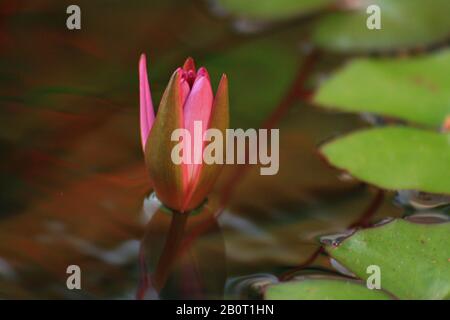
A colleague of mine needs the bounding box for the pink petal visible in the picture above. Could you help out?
[139,54,155,151]
[182,73,213,193]
[182,58,197,87]
[183,57,196,73]
[196,67,210,83]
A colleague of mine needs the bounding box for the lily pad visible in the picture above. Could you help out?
[314,50,450,127]
[313,0,450,52]
[265,277,392,300]
[321,127,450,194]
[216,0,333,21]
[326,219,450,299]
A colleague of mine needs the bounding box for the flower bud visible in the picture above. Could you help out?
[139,54,229,212]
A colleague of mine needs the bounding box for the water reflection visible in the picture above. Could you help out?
[404,212,450,224]
[225,273,278,299]
[395,190,450,210]
[138,194,226,299]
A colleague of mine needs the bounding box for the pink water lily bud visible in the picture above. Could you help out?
[139,54,229,213]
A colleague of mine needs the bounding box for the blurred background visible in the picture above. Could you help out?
[0,0,447,299]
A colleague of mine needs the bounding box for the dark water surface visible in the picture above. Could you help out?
[0,0,405,299]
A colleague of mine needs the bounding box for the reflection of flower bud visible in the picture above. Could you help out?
[139,54,229,212]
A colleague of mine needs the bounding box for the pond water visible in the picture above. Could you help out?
[0,0,410,299]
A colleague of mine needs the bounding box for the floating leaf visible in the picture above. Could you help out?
[313,0,450,52]
[265,277,392,300]
[326,219,450,299]
[216,0,333,21]
[314,50,450,127]
[321,127,450,194]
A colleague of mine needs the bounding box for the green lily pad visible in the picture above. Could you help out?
[314,49,450,127]
[326,219,450,299]
[321,127,450,194]
[216,0,333,21]
[265,277,392,300]
[313,0,450,52]
[204,37,298,128]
